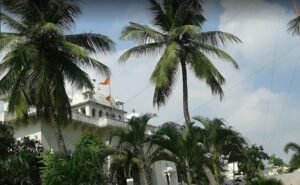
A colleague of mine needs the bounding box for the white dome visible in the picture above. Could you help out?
[126,112,141,120]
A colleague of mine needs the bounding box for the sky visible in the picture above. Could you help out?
[2,0,300,161]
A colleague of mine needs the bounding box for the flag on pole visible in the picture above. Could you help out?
[293,0,299,16]
[99,77,110,85]
[105,95,111,102]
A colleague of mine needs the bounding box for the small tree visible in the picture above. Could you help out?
[42,134,108,185]
[284,142,300,172]
[269,154,285,167]
[0,124,43,185]
[237,145,269,183]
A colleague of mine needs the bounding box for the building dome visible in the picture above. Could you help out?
[125,109,141,120]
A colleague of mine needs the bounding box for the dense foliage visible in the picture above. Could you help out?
[237,145,269,183]
[0,0,114,154]
[0,124,43,185]
[41,134,108,185]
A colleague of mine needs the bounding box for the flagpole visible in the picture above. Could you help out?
[109,78,113,115]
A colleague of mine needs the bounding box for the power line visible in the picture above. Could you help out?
[122,1,256,108]
[262,8,283,146]
[124,83,151,104]
[175,44,300,122]
[267,56,300,150]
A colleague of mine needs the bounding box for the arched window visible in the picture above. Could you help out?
[106,112,109,117]
[92,108,96,117]
[99,110,103,118]
[119,115,122,120]
[112,114,116,118]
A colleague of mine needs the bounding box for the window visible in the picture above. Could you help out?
[106,112,109,117]
[119,115,122,120]
[99,110,103,118]
[81,108,86,115]
[112,114,116,118]
[92,108,96,117]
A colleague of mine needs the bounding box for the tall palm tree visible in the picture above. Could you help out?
[194,117,247,184]
[284,142,300,171]
[0,0,114,154]
[152,122,207,185]
[110,114,165,185]
[119,0,241,124]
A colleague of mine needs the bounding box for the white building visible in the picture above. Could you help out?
[0,85,178,185]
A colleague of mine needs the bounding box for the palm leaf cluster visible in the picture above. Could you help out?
[112,115,247,185]
[110,114,168,185]
[120,0,240,124]
[0,0,114,153]
[284,142,300,172]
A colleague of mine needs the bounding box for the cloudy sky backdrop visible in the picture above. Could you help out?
[68,0,300,161]
[3,0,300,161]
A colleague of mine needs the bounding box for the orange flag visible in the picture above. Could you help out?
[294,0,299,16]
[99,77,110,85]
[105,95,111,101]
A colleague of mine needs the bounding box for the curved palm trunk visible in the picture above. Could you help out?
[180,61,191,125]
[203,165,219,185]
[49,110,67,155]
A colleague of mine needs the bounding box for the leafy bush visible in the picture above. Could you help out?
[0,124,43,185]
[42,134,108,185]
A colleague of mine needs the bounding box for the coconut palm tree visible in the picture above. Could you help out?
[152,122,207,185]
[284,142,300,171]
[0,0,114,154]
[119,0,241,124]
[110,114,166,185]
[194,117,247,184]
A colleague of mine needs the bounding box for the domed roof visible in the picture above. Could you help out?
[125,109,141,120]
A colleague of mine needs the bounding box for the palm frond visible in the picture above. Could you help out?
[192,41,239,68]
[121,22,165,44]
[119,42,164,63]
[198,31,241,46]
[187,49,225,99]
[149,0,171,31]
[169,25,201,39]
[0,32,25,52]
[284,142,300,154]
[65,33,115,54]
[288,16,300,36]
[0,12,26,32]
[150,42,181,107]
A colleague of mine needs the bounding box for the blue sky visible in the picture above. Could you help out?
[2,0,300,160]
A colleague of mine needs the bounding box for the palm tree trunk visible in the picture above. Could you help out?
[145,165,152,185]
[139,166,148,185]
[212,162,221,185]
[203,165,219,185]
[180,61,191,125]
[49,110,67,155]
[185,161,193,185]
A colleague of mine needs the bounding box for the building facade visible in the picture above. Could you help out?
[0,86,178,185]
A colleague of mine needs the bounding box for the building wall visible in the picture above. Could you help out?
[40,121,111,151]
[13,122,42,141]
